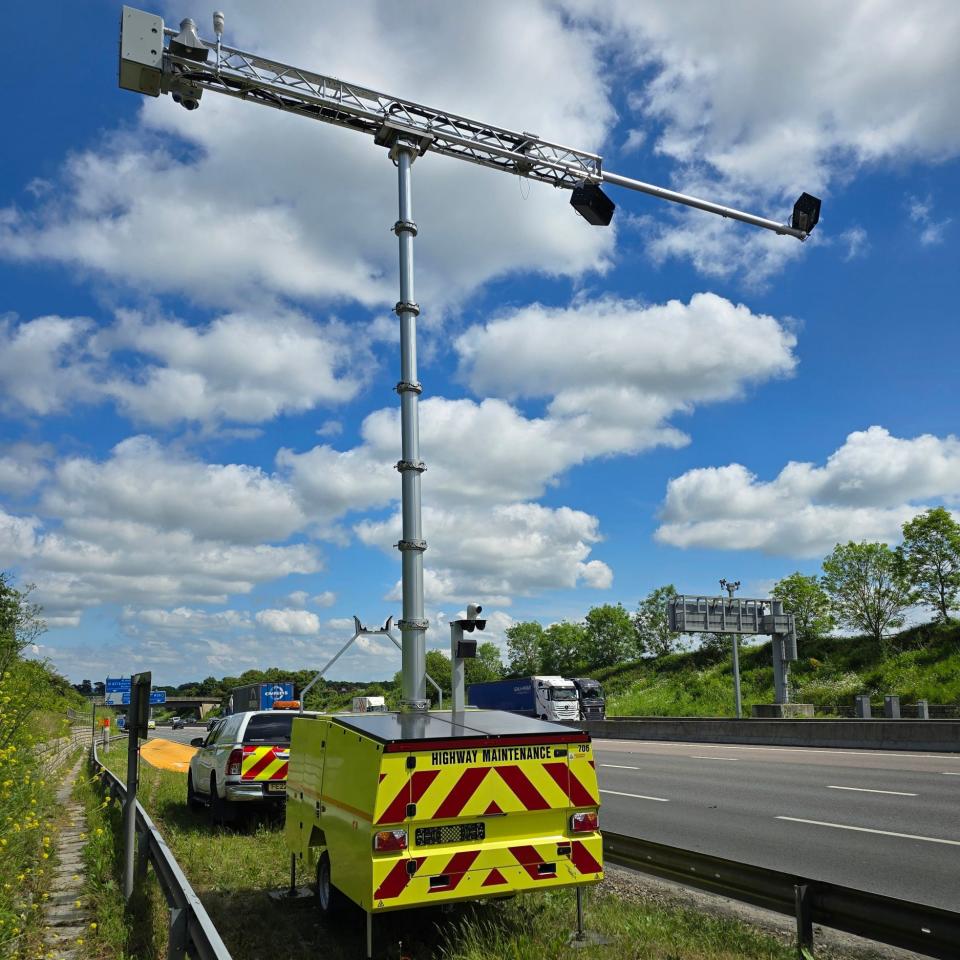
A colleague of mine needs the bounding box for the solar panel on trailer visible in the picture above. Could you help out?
[332,709,580,744]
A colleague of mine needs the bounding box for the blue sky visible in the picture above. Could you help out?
[2,1,958,685]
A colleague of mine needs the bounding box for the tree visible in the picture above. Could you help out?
[505,622,544,675]
[583,603,635,669]
[540,621,588,674]
[772,572,835,644]
[465,642,503,685]
[634,585,682,657]
[821,542,913,648]
[899,507,960,622]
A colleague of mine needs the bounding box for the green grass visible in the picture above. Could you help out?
[90,747,880,960]
[599,621,960,716]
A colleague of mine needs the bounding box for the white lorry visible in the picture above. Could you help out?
[351,695,387,713]
[467,675,580,722]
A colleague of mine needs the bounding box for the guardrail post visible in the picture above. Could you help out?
[136,827,150,884]
[166,905,188,960]
[917,699,929,719]
[794,883,814,959]
[883,695,900,719]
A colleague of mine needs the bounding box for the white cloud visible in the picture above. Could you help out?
[564,1,960,281]
[312,591,337,608]
[0,444,51,497]
[907,193,951,246]
[358,502,613,603]
[0,1,613,309]
[0,315,98,414]
[0,308,365,428]
[656,426,960,556]
[44,436,305,545]
[255,608,321,635]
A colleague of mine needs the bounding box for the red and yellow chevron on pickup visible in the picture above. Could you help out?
[285,710,603,916]
[241,744,289,782]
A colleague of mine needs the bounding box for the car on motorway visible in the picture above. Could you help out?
[187,709,309,822]
[171,717,186,730]
[147,718,156,730]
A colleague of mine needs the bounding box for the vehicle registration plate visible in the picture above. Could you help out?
[267,782,286,793]
[415,823,484,846]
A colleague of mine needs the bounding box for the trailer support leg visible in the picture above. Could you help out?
[366,910,373,959]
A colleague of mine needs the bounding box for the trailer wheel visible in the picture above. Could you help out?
[186,771,202,810]
[316,853,345,916]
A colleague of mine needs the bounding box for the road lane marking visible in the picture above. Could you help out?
[776,817,960,846]
[826,785,917,796]
[601,764,640,770]
[690,755,739,761]
[943,772,960,776]
[600,789,670,803]
[601,740,960,762]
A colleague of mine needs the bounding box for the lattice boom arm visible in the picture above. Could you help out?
[162,36,603,189]
[118,7,811,236]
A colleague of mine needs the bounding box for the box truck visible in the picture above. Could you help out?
[228,681,295,714]
[467,676,580,723]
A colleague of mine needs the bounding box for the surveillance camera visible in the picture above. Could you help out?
[466,603,482,620]
[171,76,203,110]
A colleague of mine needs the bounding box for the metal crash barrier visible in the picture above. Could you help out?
[603,832,960,959]
[91,739,233,960]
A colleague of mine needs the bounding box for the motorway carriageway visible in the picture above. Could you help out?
[594,738,960,912]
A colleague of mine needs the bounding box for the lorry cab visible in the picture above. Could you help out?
[570,678,606,720]
[352,696,387,713]
[286,710,601,930]
[532,676,580,722]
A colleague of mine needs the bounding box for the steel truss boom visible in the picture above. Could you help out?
[158,27,808,238]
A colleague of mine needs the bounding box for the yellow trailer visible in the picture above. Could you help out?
[285,710,602,951]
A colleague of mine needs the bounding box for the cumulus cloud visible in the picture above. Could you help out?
[564,1,960,281]
[656,427,960,556]
[44,436,305,545]
[0,1,613,309]
[255,608,321,635]
[358,502,613,604]
[0,444,51,497]
[0,308,364,427]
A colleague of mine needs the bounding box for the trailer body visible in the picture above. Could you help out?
[285,710,602,913]
[467,676,580,722]
[228,681,295,713]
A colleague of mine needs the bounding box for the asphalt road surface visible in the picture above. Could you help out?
[594,738,960,911]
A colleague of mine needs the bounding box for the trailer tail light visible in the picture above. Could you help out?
[570,811,599,833]
[373,829,408,852]
[226,748,243,777]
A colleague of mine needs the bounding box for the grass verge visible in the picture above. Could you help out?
[93,744,880,960]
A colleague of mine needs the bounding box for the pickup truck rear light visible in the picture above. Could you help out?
[373,829,408,852]
[570,811,599,833]
[226,748,243,777]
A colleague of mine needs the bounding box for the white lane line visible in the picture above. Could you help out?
[943,772,960,776]
[776,817,960,846]
[600,763,640,770]
[690,755,739,761]
[602,740,960,762]
[826,785,917,796]
[600,789,670,803]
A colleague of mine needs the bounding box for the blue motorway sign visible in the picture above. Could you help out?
[105,677,131,693]
[150,690,166,704]
[110,689,165,705]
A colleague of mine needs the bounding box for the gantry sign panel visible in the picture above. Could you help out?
[668,596,797,660]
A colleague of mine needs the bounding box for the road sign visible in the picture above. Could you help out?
[106,677,131,692]
[150,691,166,705]
[105,691,129,705]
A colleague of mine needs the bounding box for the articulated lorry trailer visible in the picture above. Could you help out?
[467,676,580,722]
[228,681,296,713]
[285,710,602,953]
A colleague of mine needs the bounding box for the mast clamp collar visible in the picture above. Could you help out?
[396,380,423,395]
[396,539,427,552]
[397,619,429,632]
[393,219,418,237]
[396,459,426,473]
[394,300,420,317]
